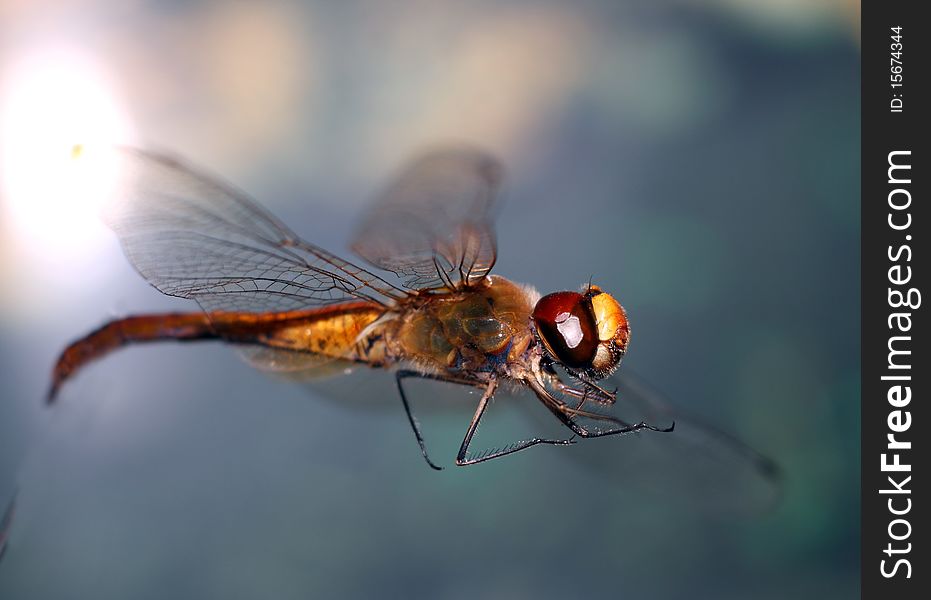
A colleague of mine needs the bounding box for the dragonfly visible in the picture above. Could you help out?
[48,146,779,483]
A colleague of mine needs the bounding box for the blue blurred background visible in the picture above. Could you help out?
[1,1,859,598]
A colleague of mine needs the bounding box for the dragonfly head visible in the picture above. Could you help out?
[530,284,629,379]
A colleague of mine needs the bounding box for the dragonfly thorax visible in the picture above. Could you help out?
[390,276,536,375]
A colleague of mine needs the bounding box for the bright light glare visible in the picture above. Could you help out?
[1,51,134,262]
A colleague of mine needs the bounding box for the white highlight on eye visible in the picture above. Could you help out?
[1,49,134,261]
[555,312,583,348]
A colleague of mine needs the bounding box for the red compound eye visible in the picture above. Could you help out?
[531,291,598,368]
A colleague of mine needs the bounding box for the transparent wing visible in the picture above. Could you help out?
[351,146,502,290]
[97,147,406,314]
[238,347,474,416]
[538,368,782,514]
[245,350,780,513]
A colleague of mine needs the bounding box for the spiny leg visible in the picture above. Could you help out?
[542,362,617,405]
[559,402,674,438]
[455,378,576,466]
[567,415,674,438]
[528,378,674,439]
[552,378,615,407]
[577,376,618,404]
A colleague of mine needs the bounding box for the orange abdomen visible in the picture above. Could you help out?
[49,302,386,403]
[225,303,386,361]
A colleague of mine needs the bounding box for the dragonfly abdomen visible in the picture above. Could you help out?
[232,304,387,362]
[48,303,390,403]
[47,312,219,403]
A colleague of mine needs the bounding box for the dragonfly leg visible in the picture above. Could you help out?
[395,370,445,471]
[578,376,618,404]
[455,379,576,466]
[528,377,674,439]
[564,415,673,438]
[552,378,615,406]
[558,402,674,438]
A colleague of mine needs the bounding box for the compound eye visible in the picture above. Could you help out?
[531,291,599,368]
